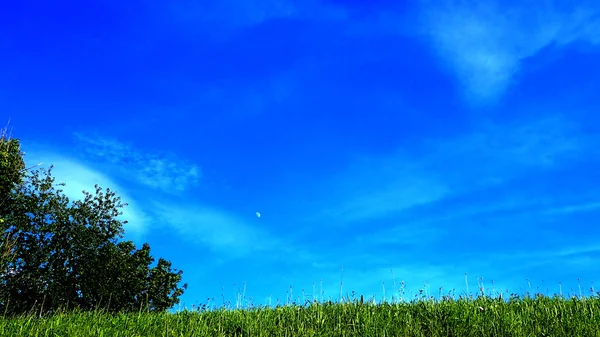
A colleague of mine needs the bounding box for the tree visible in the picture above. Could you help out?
[0,123,25,286]
[0,123,26,203]
[0,138,187,316]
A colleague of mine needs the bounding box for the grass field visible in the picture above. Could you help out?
[1,278,599,337]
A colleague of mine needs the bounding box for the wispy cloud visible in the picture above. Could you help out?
[21,152,151,240]
[149,200,284,258]
[168,0,295,30]
[319,166,449,224]
[338,113,598,262]
[186,72,298,119]
[163,0,347,37]
[357,187,600,254]
[313,113,588,226]
[542,201,600,215]
[416,0,600,104]
[73,133,201,193]
[421,114,589,189]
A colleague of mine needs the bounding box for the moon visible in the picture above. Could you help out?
[256,212,261,218]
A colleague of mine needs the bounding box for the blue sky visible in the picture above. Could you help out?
[2,0,600,309]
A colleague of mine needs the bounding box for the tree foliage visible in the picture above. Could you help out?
[0,134,187,317]
[0,124,26,202]
[0,123,25,288]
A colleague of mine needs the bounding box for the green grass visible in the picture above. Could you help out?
[2,280,600,337]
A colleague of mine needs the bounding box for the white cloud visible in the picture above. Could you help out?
[188,73,297,118]
[421,114,587,189]
[416,0,600,104]
[359,191,600,251]
[484,241,600,273]
[72,133,201,193]
[542,201,600,215]
[321,175,449,224]
[164,0,347,37]
[356,216,449,247]
[150,200,283,257]
[312,113,590,226]
[309,150,450,225]
[22,153,151,239]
